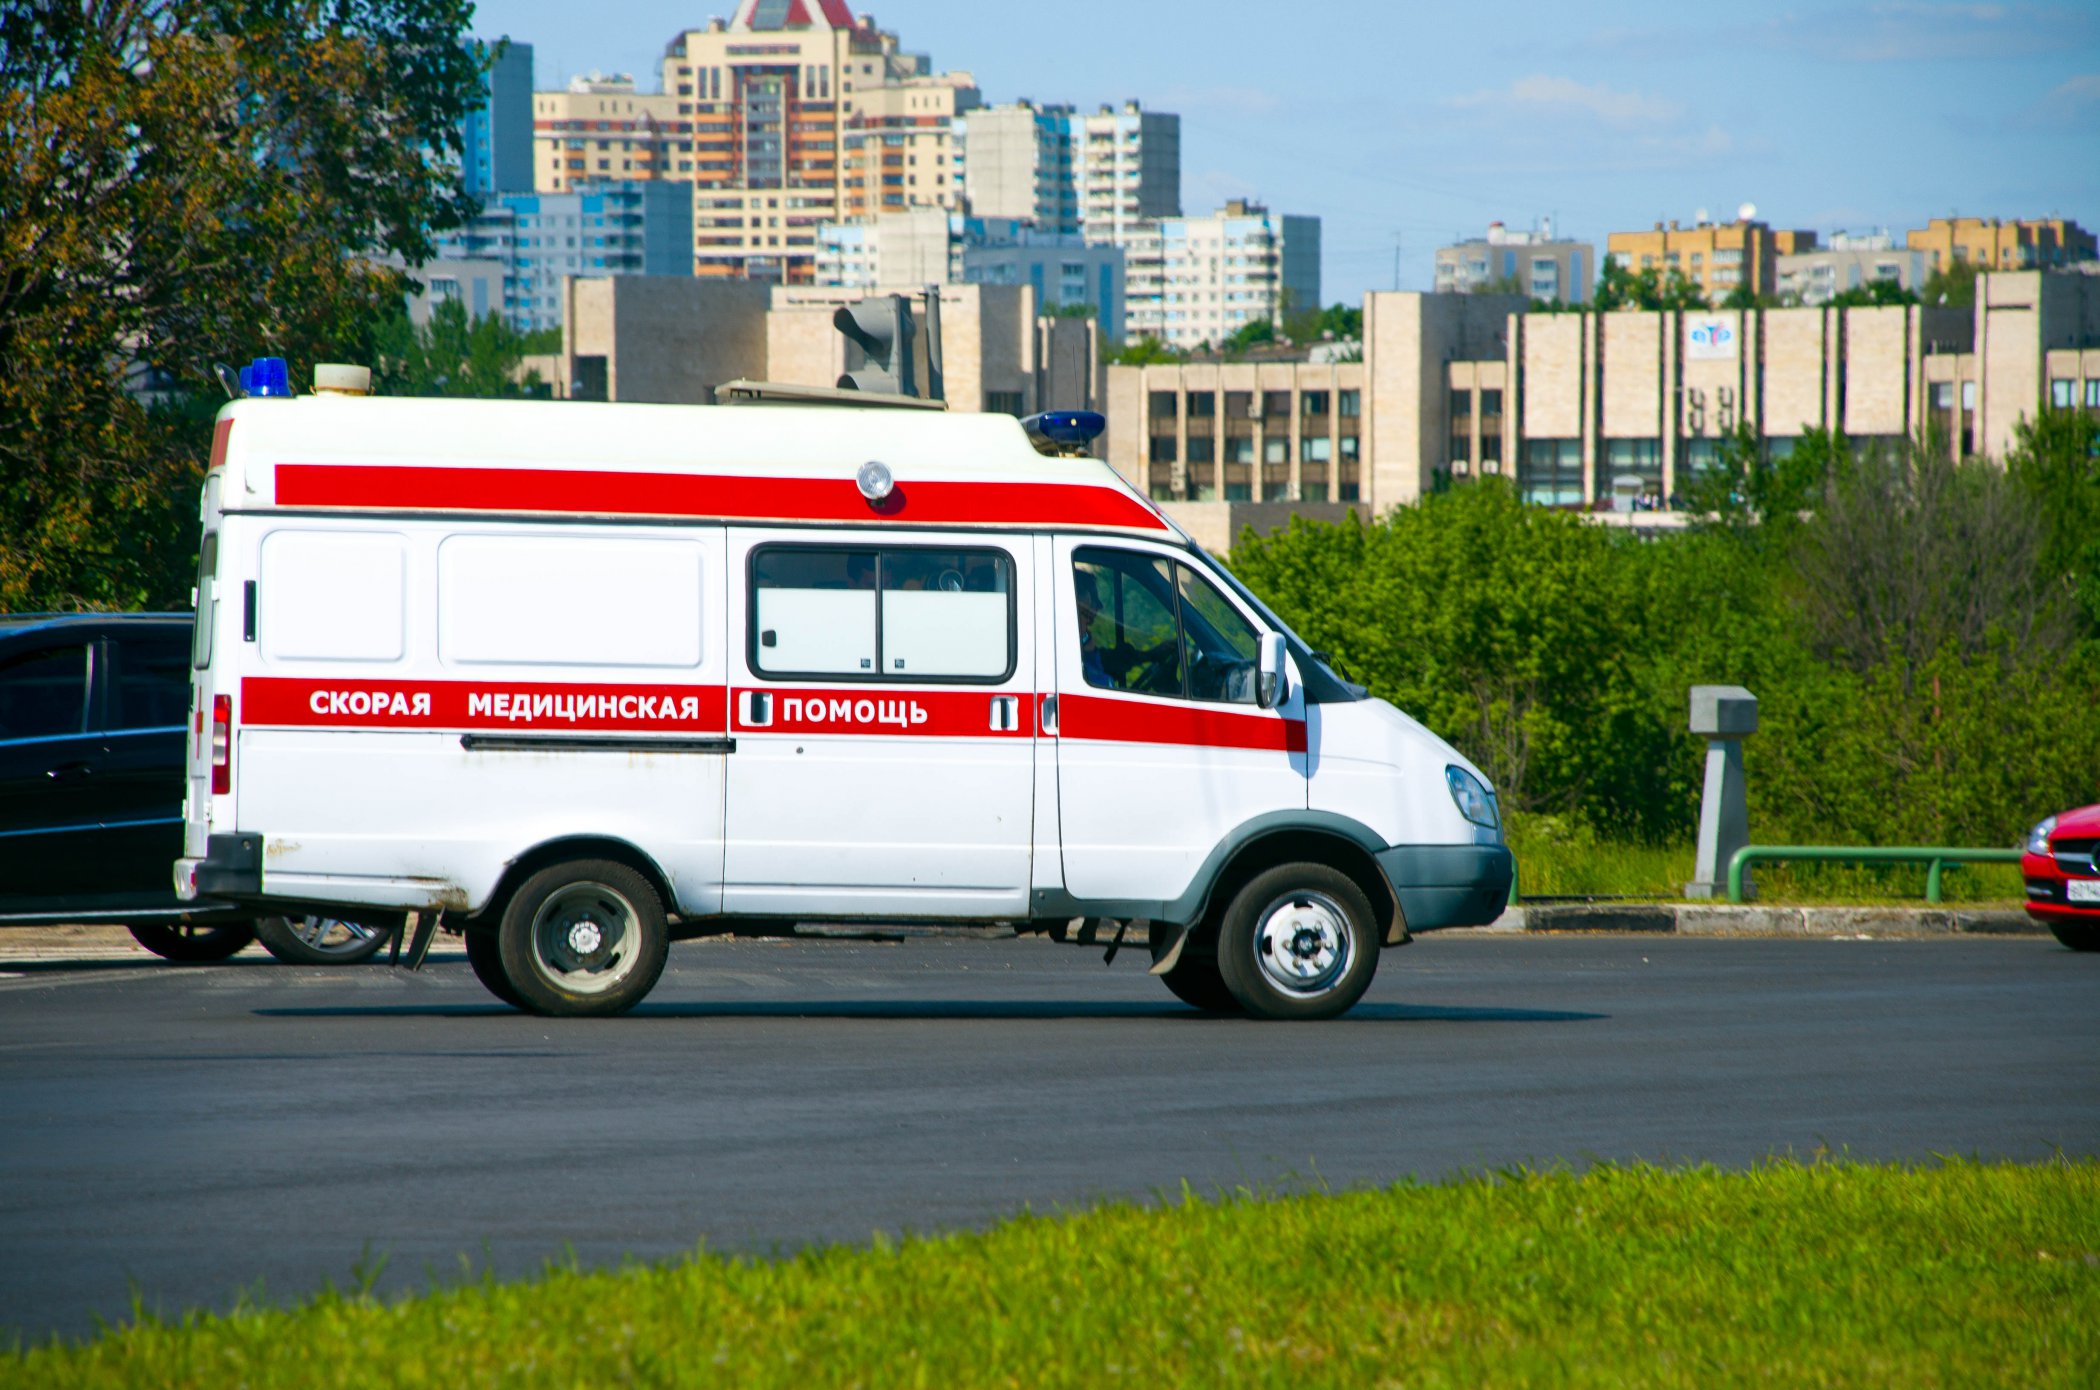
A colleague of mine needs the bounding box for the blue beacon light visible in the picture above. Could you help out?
[240,357,291,398]
[1021,410,1106,453]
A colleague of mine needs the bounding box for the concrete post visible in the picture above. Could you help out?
[1685,685,1757,899]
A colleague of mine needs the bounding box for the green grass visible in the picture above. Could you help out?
[10,1160,2097,1386]
[1507,814,2024,905]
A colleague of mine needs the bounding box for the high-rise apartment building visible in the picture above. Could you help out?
[533,74,683,191]
[814,213,1125,337]
[649,2,977,283]
[463,38,535,196]
[1124,200,1320,350]
[958,100,1179,244]
[1434,220,1591,303]
[1904,216,2096,273]
[1605,215,1816,300]
[435,181,694,333]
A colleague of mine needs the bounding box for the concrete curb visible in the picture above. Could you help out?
[1499,903,2044,937]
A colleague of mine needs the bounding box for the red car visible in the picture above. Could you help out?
[2026,804,2100,951]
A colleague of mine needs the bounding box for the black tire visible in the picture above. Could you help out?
[254,915,392,966]
[2049,920,2100,952]
[465,927,528,1009]
[497,859,668,1017]
[1158,942,1242,1014]
[126,922,256,962]
[1216,863,1380,1021]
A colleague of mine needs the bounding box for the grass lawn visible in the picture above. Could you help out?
[10,1160,2097,1387]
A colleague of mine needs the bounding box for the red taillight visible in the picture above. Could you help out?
[211,695,232,795]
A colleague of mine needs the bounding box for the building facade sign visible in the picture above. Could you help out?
[1685,315,1738,360]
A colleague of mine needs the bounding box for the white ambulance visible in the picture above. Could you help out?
[175,375,1512,1019]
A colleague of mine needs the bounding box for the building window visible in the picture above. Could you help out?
[1149,435,1177,464]
[2050,379,2076,409]
[1262,437,1288,464]
[985,391,1025,416]
[1302,436,1331,463]
[2087,380,2100,409]
[1929,382,1955,411]
[1262,391,1292,420]
[1519,438,1583,507]
[1224,436,1255,464]
[1224,391,1255,419]
[1186,391,1215,418]
[1301,391,1329,417]
[1185,436,1215,464]
[1148,390,1178,422]
[1449,388,1472,424]
[1337,389,1360,418]
[1963,381,1977,411]
[1603,437,1662,504]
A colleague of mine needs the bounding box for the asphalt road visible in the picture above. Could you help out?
[2,932,2095,1343]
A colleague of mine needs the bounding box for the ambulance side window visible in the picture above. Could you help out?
[749,546,1015,682]
[1072,550,1182,698]
[1071,550,1260,705]
[751,548,878,676]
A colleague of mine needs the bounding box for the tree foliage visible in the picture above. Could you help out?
[1921,260,1981,308]
[1593,260,1710,312]
[0,1,485,611]
[1827,280,1918,308]
[369,300,559,399]
[1230,439,2100,849]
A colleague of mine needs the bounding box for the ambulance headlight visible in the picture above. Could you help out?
[1446,765,1499,833]
[856,459,894,504]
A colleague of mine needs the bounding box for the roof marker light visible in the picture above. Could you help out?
[856,459,895,505]
[1022,410,1106,457]
[242,357,291,398]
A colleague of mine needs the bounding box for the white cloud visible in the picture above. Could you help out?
[1449,75,1682,129]
[1158,84,1282,117]
[2033,72,2100,119]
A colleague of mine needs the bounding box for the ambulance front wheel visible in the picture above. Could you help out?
[465,927,527,1010]
[1216,863,1380,1021]
[497,859,669,1017]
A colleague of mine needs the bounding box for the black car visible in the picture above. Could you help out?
[0,613,386,963]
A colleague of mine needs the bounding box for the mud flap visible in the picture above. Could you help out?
[1147,919,1190,976]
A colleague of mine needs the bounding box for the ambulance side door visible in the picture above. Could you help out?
[1051,536,1308,906]
[723,530,1035,918]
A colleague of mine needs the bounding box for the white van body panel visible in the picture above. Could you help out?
[1306,699,1490,849]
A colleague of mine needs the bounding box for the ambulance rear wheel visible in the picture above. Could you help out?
[465,928,526,1009]
[498,860,668,1017]
[1216,863,1379,1021]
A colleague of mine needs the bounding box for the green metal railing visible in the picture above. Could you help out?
[1726,845,2024,904]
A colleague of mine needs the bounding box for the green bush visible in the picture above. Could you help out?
[1230,427,2100,854]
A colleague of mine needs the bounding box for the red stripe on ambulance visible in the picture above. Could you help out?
[1058,692,1306,754]
[733,687,1035,738]
[241,678,729,733]
[272,464,1170,533]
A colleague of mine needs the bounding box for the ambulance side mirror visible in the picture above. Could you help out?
[1256,633,1288,710]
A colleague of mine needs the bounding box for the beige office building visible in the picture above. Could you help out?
[557,276,1102,422]
[1776,231,1926,306]
[1905,217,2095,273]
[1434,220,1593,304]
[1606,217,1815,300]
[1104,271,2100,531]
[533,76,684,191]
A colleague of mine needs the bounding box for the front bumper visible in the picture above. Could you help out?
[174,833,263,902]
[1376,844,1515,932]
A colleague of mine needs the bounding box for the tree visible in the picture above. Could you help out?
[368,300,558,398]
[1221,317,1277,353]
[0,2,486,611]
[2007,407,2100,634]
[1102,335,1182,366]
[1921,260,1980,308]
[1827,280,1918,308]
[1683,425,1842,536]
[1593,260,1709,312]
[1316,303,1362,340]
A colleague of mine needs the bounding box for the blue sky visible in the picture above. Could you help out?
[469,0,2100,304]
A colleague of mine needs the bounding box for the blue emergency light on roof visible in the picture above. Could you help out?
[239,357,291,398]
[1021,410,1105,450]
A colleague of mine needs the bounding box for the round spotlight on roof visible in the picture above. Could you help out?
[856,459,894,504]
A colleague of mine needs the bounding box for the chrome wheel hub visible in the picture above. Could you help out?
[1254,891,1352,996]
[531,884,637,994]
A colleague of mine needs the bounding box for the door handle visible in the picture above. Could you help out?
[1038,694,1058,736]
[989,695,1019,732]
[739,690,774,727]
[45,761,93,781]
